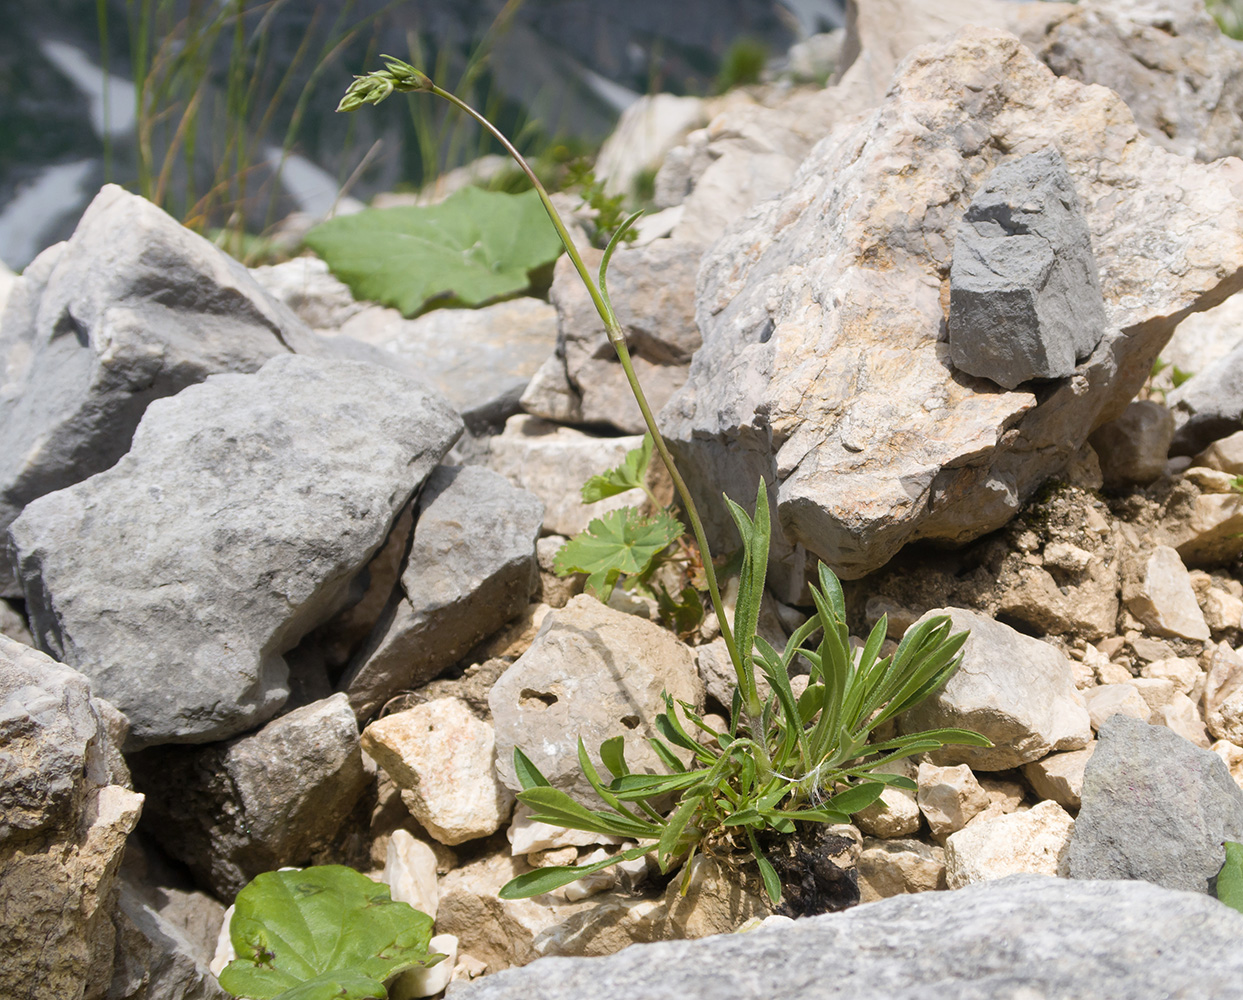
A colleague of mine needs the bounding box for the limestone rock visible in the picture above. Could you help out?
[0,186,313,596]
[249,254,365,331]
[487,415,645,537]
[1212,739,1243,793]
[898,609,1091,770]
[129,693,370,899]
[490,595,702,803]
[362,698,513,846]
[450,876,1243,1000]
[507,802,622,856]
[856,838,946,903]
[948,147,1105,389]
[1083,683,1152,731]
[1022,745,1095,809]
[10,355,460,748]
[391,933,456,1000]
[1089,400,1175,487]
[1122,545,1211,641]
[1153,692,1211,748]
[0,636,142,1000]
[339,297,557,433]
[383,829,440,920]
[595,94,707,198]
[344,465,542,720]
[1195,430,1243,475]
[1068,714,1243,893]
[1169,339,1243,455]
[1141,656,1204,699]
[1204,641,1243,745]
[1162,490,1243,566]
[664,855,769,939]
[660,27,1243,592]
[854,759,921,839]
[915,763,990,841]
[521,243,702,434]
[944,800,1074,889]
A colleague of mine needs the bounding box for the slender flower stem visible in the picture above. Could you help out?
[430,85,744,678]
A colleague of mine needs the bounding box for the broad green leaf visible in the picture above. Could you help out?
[599,736,630,779]
[499,843,652,900]
[554,507,683,598]
[610,770,706,800]
[822,782,886,815]
[581,434,652,502]
[219,866,439,1000]
[1217,841,1243,914]
[304,187,564,317]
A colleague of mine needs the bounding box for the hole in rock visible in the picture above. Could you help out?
[620,715,641,729]
[520,688,558,708]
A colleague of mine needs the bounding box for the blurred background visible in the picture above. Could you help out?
[0,0,849,270]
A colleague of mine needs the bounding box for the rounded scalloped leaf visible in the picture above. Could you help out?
[304,187,564,317]
[218,866,439,1000]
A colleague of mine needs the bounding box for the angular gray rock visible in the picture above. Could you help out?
[343,465,543,720]
[489,595,703,803]
[0,635,143,1000]
[949,148,1106,389]
[129,693,369,900]
[1168,339,1243,455]
[0,186,307,597]
[898,608,1091,770]
[1068,714,1243,894]
[520,242,703,434]
[452,875,1243,1000]
[1088,399,1174,487]
[10,354,461,748]
[660,27,1243,594]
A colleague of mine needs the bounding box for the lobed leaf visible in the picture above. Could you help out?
[553,507,683,598]
[581,434,653,503]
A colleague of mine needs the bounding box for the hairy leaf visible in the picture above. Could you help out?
[553,507,683,598]
[581,434,652,502]
[304,187,563,317]
[218,866,440,1000]
[1217,841,1243,914]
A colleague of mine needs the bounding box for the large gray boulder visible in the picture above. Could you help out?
[0,635,143,1000]
[897,609,1091,770]
[948,147,1106,389]
[0,186,306,597]
[453,875,1243,1000]
[129,693,370,900]
[660,28,1243,596]
[9,354,461,748]
[1068,714,1243,894]
[343,464,544,720]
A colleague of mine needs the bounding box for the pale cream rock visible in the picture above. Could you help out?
[383,829,439,920]
[533,896,669,959]
[857,838,947,902]
[664,855,770,939]
[1142,657,1204,700]
[1205,588,1243,634]
[389,933,457,1000]
[1204,642,1243,745]
[362,698,514,846]
[1022,745,1095,809]
[1127,677,1178,712]
[595,93,707,197]
[1152,693,1211,749]
[1183,467,1240,493]
[1211,739,1243,793]
[916,763,991,841]
[527,847,578,869]
[559,848,619,903]
[1083,683,1153,731]
[1123,546,1211,642]
[1162,493,1243,566]
[944,800,1075,889]
[855,759,921,838]
[1195,431,1243,475]
[508,802,623,855]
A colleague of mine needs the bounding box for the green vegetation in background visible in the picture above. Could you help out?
[716,37,769,92]
[1209,0,1243,38]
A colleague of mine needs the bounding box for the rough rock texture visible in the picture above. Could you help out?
[343,465,542,720]
[856,838,946,902]
[1068,714,1243,894]
[129,693,370,900]
[362,698,514,846]
[1168,339,1243,455]
[0,185,314,596]
[452,876,1243,1000]
[898,609,1091,770]
[944,800,1074,888]
[0,635,143,1000]
[595,94,706,198]
[660,27,1243,594]
[948,147,1105,389]
[339,297,557,433]
[1122,545,1211,641]
[663,855,769,939]
[490,595,703,803]
[520,243,703,434]
[10,355,461,748]
[1089,400,1175,487]
[915,763,991,840]
[249,255,365,332]
[1204,642,1243,745]
[1023,745,1095,808]
[487,416,647,537]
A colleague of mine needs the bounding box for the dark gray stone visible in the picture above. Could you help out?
[343,464,543,720]
[129,693,370,900]
[451,875,1243,1000]
[1089,399,1174,487]
[9,354,461,748]
[1168,340,1243,455]
[1068,714,1243,894]
[949,148,1106,390]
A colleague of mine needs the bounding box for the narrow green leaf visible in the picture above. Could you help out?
[598,208,645,321]
[610,770,705,800]
[658,793,705,867]
[599,736,630,779]
[498,844,652,900]
[516,786,657,838]
[649,736,690,773]
[512,747,551,790]
[822,782,886,815]
[746,827,783,904]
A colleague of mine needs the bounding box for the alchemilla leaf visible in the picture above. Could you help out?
[581,434,652,503]
[218,866,440,1000]
[304,187,564,317]
[553,506,683,598]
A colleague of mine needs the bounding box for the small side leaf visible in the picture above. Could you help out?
[1217,841,1243,914]
[512,747,552,790]
[581,434,653,503]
